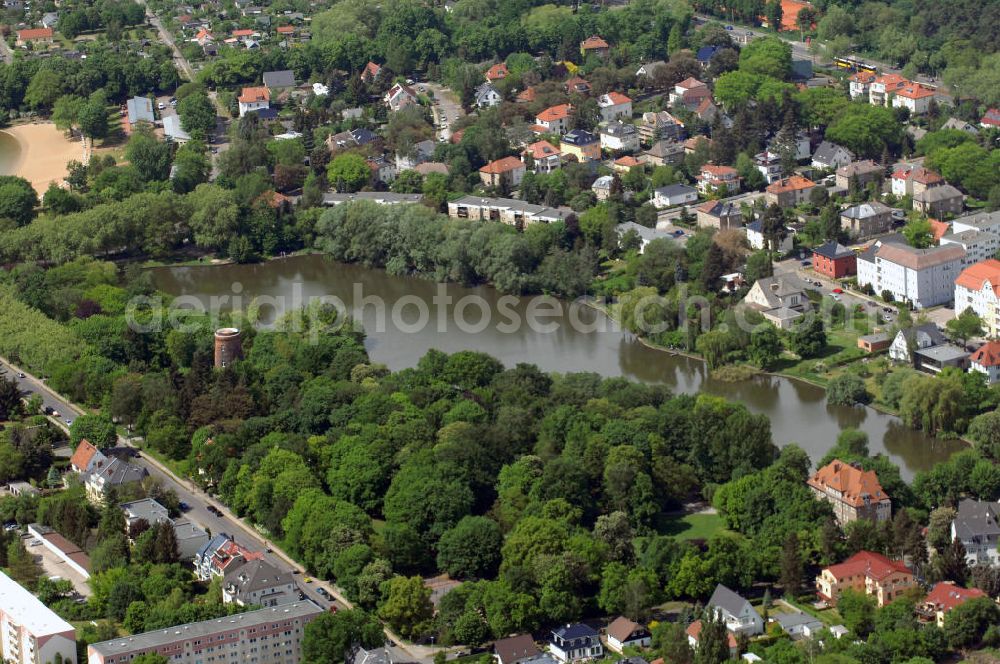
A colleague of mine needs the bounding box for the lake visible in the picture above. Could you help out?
[151,254,965,478]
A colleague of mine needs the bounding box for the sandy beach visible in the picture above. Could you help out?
[0,122,87,194]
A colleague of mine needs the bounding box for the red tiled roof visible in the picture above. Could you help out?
[767,175,816,193]
[239,86,270,103]
[603,91,631,105]
[232,29,254,37]
[614,155,640,168]
[525,140,560,160]
[480,156,525,174]
[517,86,537,103]
[276,25,294,33]
[850,71,876,84]
[701,164,738,177]
[930,219,950,242]
[824,551,912,582]
[897,85,935,100]
[18,27,53,40]
[486,63,508,80]
[685,620,737,648]
[809,460,890,508]
[923,582,986,613]
[450,129,465,144]
[362,61,381,80]
[581,35,609,50]
[971,341,1000,368]
[982,108,1000,128]
[565,76,590,92]
[70,439,100,471]
[956,259,1000,298]
[676,77,707,90]
[537,103,573,123]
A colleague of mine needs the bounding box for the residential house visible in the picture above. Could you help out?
[238,86,270,117]
[653,184,698,209]
[811,141,855,170]
[869,73,909,106]
[613,156,641,172]
[535,104,574,135]
[815,551,915,607]
[384,84,419,112]
[754,150,783,184]
[635,61,667,79]
[637,111,685,144]
[685,621,737,657]
[774,613,824,640]
[125,96,155,134]
[980,108,1000,130]
[765,175,816,208]
[891,326,968,373]
[890,166,944,197]
[669,78,711,110]
[592,175,614,201]
[773,131,812,161]
[276,25,295,38]
[952,210,1000,236]
[840,201,893,239]
[696,200,742,230]
[223,558,297,607]
[448,196,575,227]
[194,535,263,581]
[0,570,78,664]
[360,61,381,84]
[746,219,794,253]
[479,156,526,189]
[917,583,987,628]
[549,623,602,663]
[887,323,947,364]
[495,635,542,664]
[684,136,711,155]
[857,332,892,354]
[696,164,740,194]
[742,274,808,329]
[560,129,601,163]
[913,184,964,218]
[84,458,148,504]
[163,115,191,143]
[120,498,170,530]
[87,601,323,664]
[524,140,561,174]
[485,62,508,82]
[564,76,591,95]
[969,341,1000,385]
[808,459,892,525]
[640,140,685,167]
[812,241,857,279]
[694,98,726,125]
[940,229,1000,265]
[516,86,538,104]
[580,35,610,59]
[856,241,965,308]
[848,71,876,100]
[40,12,59,28]
[120,498,209,560]
[616,222,676,254]
[475,83,502,108]
[941,117,979,134]
[605,617,651,654]
[695,45,719,68]
[15,27,53,47]
[263,70,296,92]
[708,585,764,636]
[950,498,1000,566]
[835,160,883,189]
[598,92,632,122]
[892,84,936,115]
[395,139,435,171]
[70,439,107,474]
[600,121,639,153]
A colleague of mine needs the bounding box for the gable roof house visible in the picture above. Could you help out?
[669,78,711,110]
[917,583,987,627]
[605,616,651,654]
[969,341,1000,385]
[635,61,667,79]
[708,585,764,635]
[564,76,591,95]
[16,27,53,47]
[840,201,893,240]
[384,83,419,113]
[598,92,632,122]
[742,274,809,330]
[70,439,107,474]
[891,166,944,198]
[125,96,155,134]
[811,141,855,170]
[485,62,509,82]
[941,117,979,134]
[262,69,296,91]
[774,612,824,640]
[495,634,542,664]
[475,83,502,108]
[913,184,964,218]
[360,61,382,83]
[888,323,967,374]
[809,459,891,525]
[395,139,436,172]
[549,623,602,663]
[238,86,270,117]
[981,108,1000,130]
[580,35,610,59]
[686,620,737,656]
[479,156,526,189]
[816,551,914,607]
[84,458,148,504]
[696,200,742,230]
[950,498,1000,567]
[223,558,297,607]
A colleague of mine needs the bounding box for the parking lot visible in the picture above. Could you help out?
[23,534,92,597]
[774,256,898,326]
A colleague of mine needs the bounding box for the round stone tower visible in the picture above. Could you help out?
[214,328,243,368]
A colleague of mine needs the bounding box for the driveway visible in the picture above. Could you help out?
[419,82,465,141]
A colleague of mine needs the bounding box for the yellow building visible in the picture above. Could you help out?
[816,551,914,608]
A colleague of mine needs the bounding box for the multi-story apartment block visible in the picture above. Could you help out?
[808,460,891,525]
[447,196,575,227]
[856,239,965,308]
[816,551,914,607]
[87,601,324,664]
[1,571,77,664]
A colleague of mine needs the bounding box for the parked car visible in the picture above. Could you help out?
[316,587,331,599]
[801,260,811,267]
[207,505,223,516]
[178,501,191,512]
[832,288,843,294]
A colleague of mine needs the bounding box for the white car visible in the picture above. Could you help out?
[157,102,166,110]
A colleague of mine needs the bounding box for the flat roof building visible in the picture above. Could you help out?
[0,569,77,664]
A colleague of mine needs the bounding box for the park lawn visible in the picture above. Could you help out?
[659,512,729,540]
[778,321,873,386]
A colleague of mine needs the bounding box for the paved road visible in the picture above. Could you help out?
[420,82,465,142]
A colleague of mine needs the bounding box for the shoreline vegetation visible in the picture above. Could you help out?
[0,122,88,195]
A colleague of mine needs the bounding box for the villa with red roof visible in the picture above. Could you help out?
[981,108,1000,129]
[580,35,610,58]
[535,103,574,134]
[969,341,1000,384]
[564,76,591,95]
[524,140,561,174]
[869,73,910,106]
[598,92,632,122]
[485,62,508,82]
[815,551,914,607]
[231,28,255,38]
[893,84,936,115]
[808,459,891,525]
[361,61,382,83]
[849,71,877,99]
[891,166,944,197]
[16,27,53,46]
[955,258,1000,339]
[238,86,270,117]
[479,156,526,189]
[696,164,740,194]
[917,583,986,627]
[670,77,711,110]
[70,439,107,474]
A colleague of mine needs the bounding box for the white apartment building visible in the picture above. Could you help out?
[0,570,77,664]
[857,240,965,308]
[940,230,1000,266]
[954,259,1000,338]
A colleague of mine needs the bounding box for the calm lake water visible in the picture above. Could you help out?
[151,254,965,478]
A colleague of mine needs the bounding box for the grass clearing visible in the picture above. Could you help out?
[658,512,728,540]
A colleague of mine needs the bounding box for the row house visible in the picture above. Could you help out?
[940,229,1000,265]
[808,459,891,525]
[816,551,915,607]
[448,196,575,227]
[857,238,965,308]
